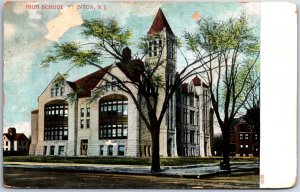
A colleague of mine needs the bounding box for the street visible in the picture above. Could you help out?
[3,167,259,189]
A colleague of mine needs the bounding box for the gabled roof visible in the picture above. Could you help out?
[3,133,29,141]
[192,76,201,86]
[148,8,174,35]
[71,60,145,98]
[15,133,29,141]
[181,83,188,93]
[74,65,112,98]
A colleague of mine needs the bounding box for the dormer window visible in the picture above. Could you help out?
[51,84,65,97]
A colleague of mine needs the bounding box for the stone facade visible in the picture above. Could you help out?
[29,8,213,158]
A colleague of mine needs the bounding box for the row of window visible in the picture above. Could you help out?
[44,145,65,156]
[184,147,195,156]
[45,105,68,117]
[184,129,200,144]
[181,109,199,125]
[100,100,128,116]
[104,80,120,92]
[44,127,68,140]
[50,84,65,97]
[99,145,125,156]
[99,124,128,139]
[80,106,90,129]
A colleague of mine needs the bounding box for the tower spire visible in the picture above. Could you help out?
[147,8,174,35]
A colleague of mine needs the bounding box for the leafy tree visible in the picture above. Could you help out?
[184,13,260,171]
[42,18,217,172]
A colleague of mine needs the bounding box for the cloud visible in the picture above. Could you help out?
[4,22,16,38]
[45,4,83,42]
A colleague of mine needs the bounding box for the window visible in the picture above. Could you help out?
[190,111,195,125]
[184,129,188,143]
[183,109,188,124]
[148,41,152,57]
[44,102,68,141]
[196,112,199,125]
[51,84,65,97]
[50,146,55,155]
[6,141,8,146]
[80,108,84,117]
[108,145,113,156]
[118,145,125,156]
[191,148,195,156]
[245,134,249,140]
[240,145,243,149]
[190,130,195,144]
[58,146,64,155]
[190,95,194,106]
[43,146,47,155]
[153,40,157,56]
[86,119,90,128]
[80,119,84,129]
[245,145,249,148]
[254,134,258,140]
[99,95,128,139]
[100,145,104,156]
[87,107,90,117]
[239,134,243,140]
[197,131,199,144]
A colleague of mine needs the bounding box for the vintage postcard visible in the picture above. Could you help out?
[2,0,297,189]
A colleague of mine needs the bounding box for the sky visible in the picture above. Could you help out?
[3,1,260,137]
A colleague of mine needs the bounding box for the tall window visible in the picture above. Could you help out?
[99,95,128,139]
[50,146,55,155]
[190,130,195,144]
[118,145,125,156]
[184,129,188,144]
[58,146,64,155]
[99,145,104,156]
[190,110,195,125]
[108,145,113,156]
[44,101,68,141]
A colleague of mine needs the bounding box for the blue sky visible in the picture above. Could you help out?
[3,1,260,136]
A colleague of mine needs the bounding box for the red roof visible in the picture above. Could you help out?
[71,60,145,98]
[74,65,112,98]
[148,8,174,35]
[181,83,188,93]
[3,133,29,141]
[192,76,201,86]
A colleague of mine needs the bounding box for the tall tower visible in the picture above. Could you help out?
[145,8,177,157]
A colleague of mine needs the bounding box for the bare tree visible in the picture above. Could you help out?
[184,13,260,171]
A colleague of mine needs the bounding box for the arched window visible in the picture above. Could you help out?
[44,100,68,141]
[99,95,128,139]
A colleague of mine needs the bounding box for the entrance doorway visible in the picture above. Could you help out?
[81,140,88,155]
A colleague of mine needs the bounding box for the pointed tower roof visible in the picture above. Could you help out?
[148,8,174,35]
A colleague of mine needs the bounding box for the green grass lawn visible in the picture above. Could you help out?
[3,156,258,166]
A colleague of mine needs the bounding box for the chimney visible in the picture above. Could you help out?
[8,127,16,138]
[122,47,131,63]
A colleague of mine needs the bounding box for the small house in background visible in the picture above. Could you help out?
[229,117,259,157]
[3,127,30,156]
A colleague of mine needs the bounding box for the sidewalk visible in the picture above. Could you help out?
[3,161,259,179]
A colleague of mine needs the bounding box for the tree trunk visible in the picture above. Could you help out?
[220,129,231,172]
[151,126,161,172]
